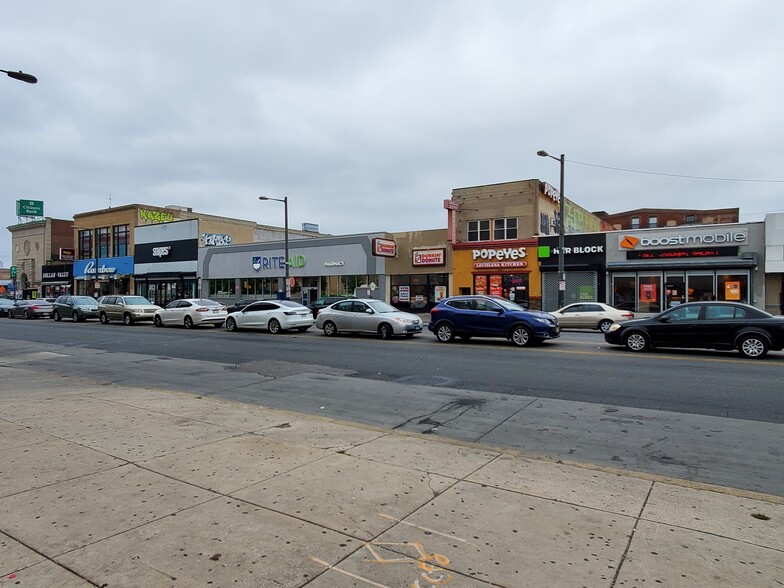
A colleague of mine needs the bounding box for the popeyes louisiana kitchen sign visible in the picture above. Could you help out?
[472,247,528,269]
[372,238,397,258]
[412,248,446,266]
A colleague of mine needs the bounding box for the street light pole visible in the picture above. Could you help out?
[537,150,566,309]
[259,196,290,300]
[1,69,38,84]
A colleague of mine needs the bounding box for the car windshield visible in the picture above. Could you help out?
[366,300,398,313]
[123,296,153,305]
[73,296,97,305]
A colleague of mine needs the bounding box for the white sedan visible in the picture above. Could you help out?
[225,300,315,333]
[550,302,634,332]
[153,298,228,329]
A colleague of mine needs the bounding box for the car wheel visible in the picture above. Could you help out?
[53,310,61,322]
[123,313,134,326]
[624,331,649,352]
[226,317,237,332]
[99,312,109,324]
[378,323,393,340]
[184,315,194,329]
[23,310,30,319]
[738,334,769,359]
[72,312,79,322]
[297,327,310,332]
[323,321,338,336]
[598,319,613,333]
[434,322,455,343]
[268,318,282,334]
[510,325,533,347]
[154,315,163,327]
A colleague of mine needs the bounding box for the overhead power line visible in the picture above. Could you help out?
[567,159,784,183]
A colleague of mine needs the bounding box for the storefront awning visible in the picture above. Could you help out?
[607,258,756,271]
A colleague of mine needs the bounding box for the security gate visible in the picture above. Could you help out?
[542,271,598,312]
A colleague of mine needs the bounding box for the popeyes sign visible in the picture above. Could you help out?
[412,248,445,266]
[372,238,397,257]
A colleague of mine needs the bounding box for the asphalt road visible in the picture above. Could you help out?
[2,317,783,495]
[3,316,783,423]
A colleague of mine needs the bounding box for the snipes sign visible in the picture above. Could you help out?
[618,229,747,250]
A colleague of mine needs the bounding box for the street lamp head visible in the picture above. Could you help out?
[258,196,269,201]
[536,150,549,157]
[1,69,37,84]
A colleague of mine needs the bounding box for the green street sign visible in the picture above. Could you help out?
[16,199,44,216]
[9,266,17,278]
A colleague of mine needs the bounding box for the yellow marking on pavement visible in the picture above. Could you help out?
[310,557,390,587]
[363,540,453,586]
[377,513,477,546]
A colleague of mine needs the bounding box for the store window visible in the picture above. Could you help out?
[209,279,236,297]
[78,230,92,259]
[113,224,129,257]
[467,220,490,242]
[717,273,748,303]
[687,273,714,301]
[638,275,661,313]
[97,227,110,258]
[612,275,637,312]
[493,217,518,240]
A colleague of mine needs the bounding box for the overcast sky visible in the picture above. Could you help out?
[3,1,784,267]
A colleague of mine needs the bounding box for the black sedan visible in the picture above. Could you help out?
[604,301,784,359]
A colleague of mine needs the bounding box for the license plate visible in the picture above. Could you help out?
[212,309,220,313]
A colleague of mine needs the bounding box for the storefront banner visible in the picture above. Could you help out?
[618,229,747,251]
[135,239,198,264]
[412,248,445,266]
[73,256,134,278]
[372,238,397,257]
[59,248,75,261]
[474,261,527,269]
[42,264,73,283]
[626,246,738,260]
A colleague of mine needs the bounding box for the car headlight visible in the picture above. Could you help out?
[607,323,622,333]
[534,318,550,324]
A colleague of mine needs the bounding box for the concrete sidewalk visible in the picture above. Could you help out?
[0,366,782,587]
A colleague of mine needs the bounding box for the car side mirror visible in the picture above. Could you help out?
[365,308,373,314]
[496,308,504,314]
[659,316,671,323]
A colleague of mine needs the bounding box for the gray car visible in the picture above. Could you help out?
[7,299,54,319]
[99,295,162,325]
[52,295,100,322]
[315,298,423,339]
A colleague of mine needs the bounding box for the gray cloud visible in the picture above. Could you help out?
[2,0,783,266]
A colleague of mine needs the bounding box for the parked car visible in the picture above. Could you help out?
[550,302,634,333]
[308,295,352,318]
[7,299,54,319]
[226,300,315,333]
[428,295,560,347]
[604,301,784,359]
[224,298,260,314]
[315,299,423,339]
[0,298,15,317]
[99,295,161,325]
[153,298,228,329]
[52,295,100,322]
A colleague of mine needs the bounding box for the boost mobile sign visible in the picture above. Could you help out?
[619,229,747,250]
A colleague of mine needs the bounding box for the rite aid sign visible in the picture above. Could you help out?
[618,228,747,250]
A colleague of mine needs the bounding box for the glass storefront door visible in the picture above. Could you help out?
[664,273,685,308]
[638,274,662,313]
[687,273,714,302]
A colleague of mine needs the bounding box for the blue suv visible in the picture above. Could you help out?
[428,295,560,347]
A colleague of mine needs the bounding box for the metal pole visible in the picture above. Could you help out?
[283,196,290,300]
[558,153,565,309]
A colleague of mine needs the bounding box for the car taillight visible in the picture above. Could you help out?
[196,307,210,312]
[622,312,634,319]
[284,311,297,316]
[430,307,442,313]
[29,305,39,310]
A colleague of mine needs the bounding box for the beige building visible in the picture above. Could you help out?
[7,218,74,298]
[387,228,451,312]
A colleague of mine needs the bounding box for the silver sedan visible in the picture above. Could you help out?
[315,299,423,339]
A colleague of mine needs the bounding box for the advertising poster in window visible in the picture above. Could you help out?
[399,285,410,302]
[489,275,503,296]
[434,286,447,302]
[640,283,658,303]
[725,281,741,301]
[474,275,487,295]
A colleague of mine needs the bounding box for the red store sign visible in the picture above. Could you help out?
[372,238,397,258]
[412,248,445,266]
